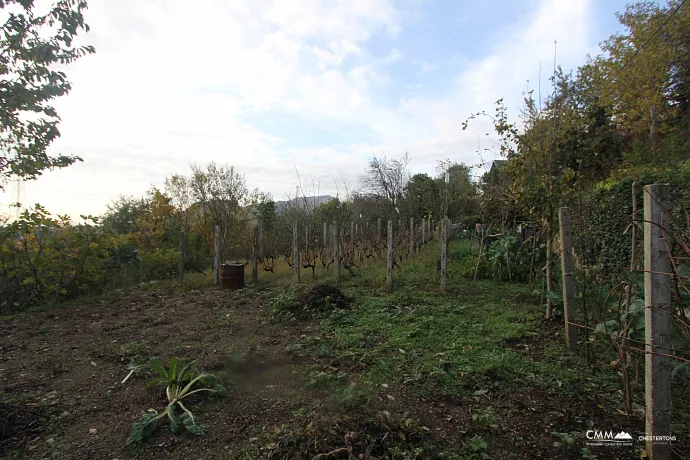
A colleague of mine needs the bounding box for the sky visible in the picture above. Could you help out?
[1,0,636,219]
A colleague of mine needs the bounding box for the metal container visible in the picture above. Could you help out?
[220,263,245,290]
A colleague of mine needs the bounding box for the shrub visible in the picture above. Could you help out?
[485,234,544,283]
[0,207,117,312]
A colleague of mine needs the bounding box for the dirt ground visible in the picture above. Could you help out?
[1,285,687,459]
[0,287,317,459]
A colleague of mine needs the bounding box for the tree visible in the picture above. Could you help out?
[164,174,193,230]
[186,162,262,261]
[101,195,148,236]
[0,0,95,188]
[435,160,480,224]
[401,173,440,220]
[359,153,410,216]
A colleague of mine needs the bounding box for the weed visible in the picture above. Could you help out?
[471,407,497,427]
[466,435,489,459]
[215,316,230,326]
[306,370,347,389]
[122,341,150,361]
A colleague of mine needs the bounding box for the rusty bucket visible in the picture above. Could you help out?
[220,263,245,290]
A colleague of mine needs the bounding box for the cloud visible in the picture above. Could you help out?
[1,0,605,219]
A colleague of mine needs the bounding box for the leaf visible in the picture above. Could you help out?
[146,377,168,390]
[149,357,168,380]
[398,348,406,354]
[168,357,180,381]
[473,389,488,396]
[179,405,206,436]
[126,410,162,448]
[169,404,183,435]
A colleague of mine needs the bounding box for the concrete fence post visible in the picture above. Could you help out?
[644,184,672,459]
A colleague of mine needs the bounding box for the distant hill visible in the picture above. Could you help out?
[275,195,334,215]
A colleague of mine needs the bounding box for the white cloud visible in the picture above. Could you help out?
[1,0,602,219]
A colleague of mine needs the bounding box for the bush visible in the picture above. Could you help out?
[584,164,690,278]
[0,207,117,312]
[485,234,544,283]
[140,247,180,282]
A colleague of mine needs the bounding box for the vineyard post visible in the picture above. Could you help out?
[546,233,553,320]
[214,226,221,285]
[377,218,382,256]
[644,184,672,459]
[422,218,426,245]
[323,222,328,249]
[387,220,393,291]
[350,221,355,257]
[178,231,185,282]
[441,218,447,292]
[333,222,340,288]
[558,207,577,351]
[251,225,259,284]
[292,221,301,283]
[409,217,414,257]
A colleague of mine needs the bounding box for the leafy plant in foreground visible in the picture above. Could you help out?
[126,357,225,448]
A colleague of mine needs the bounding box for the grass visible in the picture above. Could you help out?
[264,235,689,458]
[4,234,690,458]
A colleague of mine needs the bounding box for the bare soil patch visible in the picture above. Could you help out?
[0,287,315,459]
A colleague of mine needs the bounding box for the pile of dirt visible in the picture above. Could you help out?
[296,284,352,313]
[263,410,451,459]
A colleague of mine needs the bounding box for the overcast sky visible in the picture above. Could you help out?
[0,0,632,219]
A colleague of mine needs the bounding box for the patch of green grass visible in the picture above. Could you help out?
[283,240,595,405]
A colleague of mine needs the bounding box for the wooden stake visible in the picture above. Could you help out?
[251,225,259,284]
[559,207,577,350]
[546,228,553,320]
[409,217,414,257]
[214,226,221,285]
[386,220,393,291]
[292,221,300,283]
[333,222,340,288]
[377,218,382,257]
[178,231,185,282]
[441,218,447,292]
